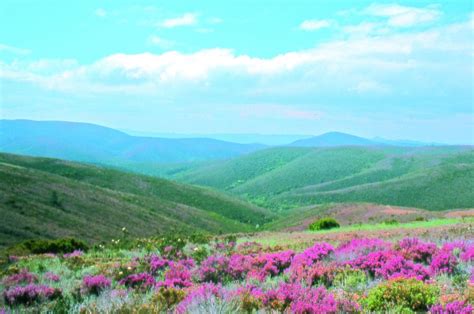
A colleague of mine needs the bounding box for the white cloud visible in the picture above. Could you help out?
[161,13,197,28]
[299,19,330,31]
[0,43,30,55]
[95,8,107,18]
[208,17,223,24]
[1,17,471,98]
[239,104,322,120]
[349,80,390,94]
[148,35,174,49]
[365,4,440,27]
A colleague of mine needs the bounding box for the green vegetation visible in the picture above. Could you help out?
[363,278,439,312]
[308,217,340,231]
[307,217,474,235]
[170,146,474,211]
[6,238,88,256]
[0,153,275,248]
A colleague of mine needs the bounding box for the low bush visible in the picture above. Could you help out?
[363,278,439,312]
[308,217,340,231]
[383,219,399,225]
[6,238,88,256]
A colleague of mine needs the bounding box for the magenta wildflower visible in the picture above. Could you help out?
[398,238,437,263]
[336,238,389,260]
[149,254,170,274]
[82,275,111,295]
[176,283,225,313]
[119,273,155,290]
[43,272,60,282]
[430,301,474,314]
[198,255,231,283]
[3,284,61,306]
[157,261,193,288]
[63,250,83,258]
[460,244,474,262]
[430,250,458,274]
[2,269,38,287]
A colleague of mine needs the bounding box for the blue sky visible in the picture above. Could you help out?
[0,0,473,143]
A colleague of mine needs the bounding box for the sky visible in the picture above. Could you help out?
[0,0,473,143]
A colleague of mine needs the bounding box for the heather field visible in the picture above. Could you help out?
[1,218,473,313]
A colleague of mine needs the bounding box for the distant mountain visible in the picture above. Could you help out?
[122,130,312,146]
[290,132,446,147]
[170,145,474,211]
[0,153,274,247]
[0,120,265,165]
[290,132,377,147]
[372,137,443,147]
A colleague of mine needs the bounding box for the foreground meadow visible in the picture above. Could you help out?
[0,219,473,313]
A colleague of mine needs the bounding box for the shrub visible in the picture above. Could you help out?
[383,219,399,225]
[431,250,458,274]
[2,269,38,287]
[430,301,473,314]
[153,287,186,311]
[3,284,62,306]
[363,278,439,312]
[7,238,88,256]
[333,267,368,291]
[119,273,155,290]
[308,218,340,231]
[82,275,111,295]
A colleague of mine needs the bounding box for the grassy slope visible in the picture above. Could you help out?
[0,153,275,247]
[172,146,473,211]
[262,202,463,231]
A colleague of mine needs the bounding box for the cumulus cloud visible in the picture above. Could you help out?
[0,16,471,103]
[147,35,174,49]
[349,80,390,94]
[365,4,440,27]
[95,8,107,18]
[0,43,30,55]
[299,19,330,31]
[239,104,322,120]
[161,13,197,28]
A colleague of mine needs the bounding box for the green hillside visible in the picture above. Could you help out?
[171,146,474,211]
[0,153,274,248]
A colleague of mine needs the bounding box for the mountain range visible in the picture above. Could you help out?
[170,145,474,211]
[1,120,449,169]
[0,119,473,246]
[0,152,273,247]
[0,120,265,165]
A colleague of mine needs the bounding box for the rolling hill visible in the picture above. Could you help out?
[171,146,474,211]
[0,119,265,165]
[289,132,377,147]
[263,203,461,231]
[0,153,275,248]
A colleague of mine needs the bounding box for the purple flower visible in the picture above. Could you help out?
[82,275,111,295]
[398,238,437,263]
[264,283,337,313]
[63,250,83,258]
[430,250,458,274]
[460,244,474,262]
[198,255,231,283]
[149,255,170,274]
[2,269,38,287]
[380,255,431,281]
[176,283,226,313]
[44,272,60,282]
[336,238,389,260]
[157,261,193,288]
[291,243,334,273]
[3,284,61,306]
[430,301,473,314]
[119,273,155,290]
